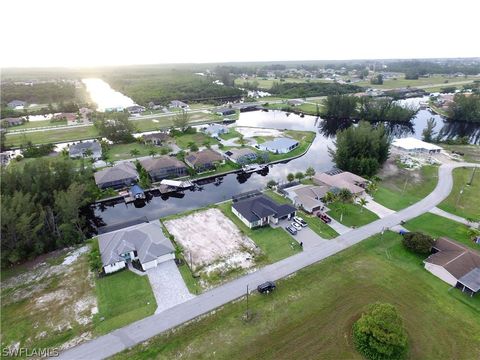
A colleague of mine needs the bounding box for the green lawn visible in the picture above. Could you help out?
[107,142,170,160]
[404,212,479,251]
[217,202,302,264]
[327,202,379,227]
[442,144,480,163]
[374,165,439,210]
[219,129,241,140]
[174,132,219,149]
[438,167,480,221]
[93,270,157,335]
[112,232,480,360]
[353,74,478,90]
[7,119,67,130]
[263,190,338,239]
[5,126,100,147]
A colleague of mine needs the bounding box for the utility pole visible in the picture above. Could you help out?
[246,285,249,321]
[456,186,464,206]
[468,167,476,186]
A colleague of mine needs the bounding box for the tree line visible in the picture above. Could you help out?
[323,95,418,123]
[447,94,480,123]
[269,82,362,98]
[1,158,97,267]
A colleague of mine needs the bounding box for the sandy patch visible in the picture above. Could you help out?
[235,127,284,138]
[164,208,259,273]
[62,246,90,265]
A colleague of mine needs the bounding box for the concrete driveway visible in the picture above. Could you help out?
[147,260,195,314]
[277,219,330,249]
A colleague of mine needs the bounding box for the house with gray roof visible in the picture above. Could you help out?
[214,108,236,116]
[284,184,330,213]
[257,137,299,154]
[2,117,25,127]
[98,220,175,274]
[185,149,224,172]
[7,100,26,109]
[170,100,189,109]
[142,132,170,146]
[224,148,257,164]
[232,194,296,228]
[69,141,102,160]
[203,124,229,137]
[94,162,139,189]
[140,156,187,181]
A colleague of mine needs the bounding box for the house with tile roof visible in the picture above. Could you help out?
[98,220,175,274]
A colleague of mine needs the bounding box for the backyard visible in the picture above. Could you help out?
[106,142,171,160]
[174,131,219,149]
[404,212,479,251]
[112,231,480,360]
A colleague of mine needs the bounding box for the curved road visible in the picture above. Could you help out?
[60,162,479,360]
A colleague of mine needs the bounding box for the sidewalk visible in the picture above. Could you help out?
[429,207,479,227]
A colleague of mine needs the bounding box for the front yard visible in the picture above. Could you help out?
[93,270,157,334]
[327,201,379,227]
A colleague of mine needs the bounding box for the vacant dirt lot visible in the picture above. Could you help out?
[163,208,259,274]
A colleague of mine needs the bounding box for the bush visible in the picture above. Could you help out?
[88,238,103,275]
[402,232,434,254]
[353,303,408,360]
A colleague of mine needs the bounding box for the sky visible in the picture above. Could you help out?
[1,0,479,68]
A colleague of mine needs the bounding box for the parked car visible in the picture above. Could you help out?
[293,216,307,227]
[317,213,331,223]
[257,281,276,294]
[286,226,297,235]
[291,222,302,231]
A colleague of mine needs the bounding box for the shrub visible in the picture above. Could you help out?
[88,238,103,275]
[402,232,435,254]
[353,303,408,360]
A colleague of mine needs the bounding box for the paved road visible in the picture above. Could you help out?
[429,206,479,227]
[59,162,479,360]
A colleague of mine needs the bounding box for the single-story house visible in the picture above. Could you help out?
[140,156,188,181]
[232,195,296,229]
[224,148,257,164]
[214,107,236,116]
[54,113,77,122]
[94,162,139,189]
[203,124,229,137]
[126,105,146,114]
[2,117,25,127]
[285,184,330,213]
[170,100,189,109]
[69,141,102,160]
[424,237,480,297]
[7,100,26,109]
[313,171,368,196]
[185,149,224,172]
[257,137,299,154]
[98,220,175,274]
[392,137,442,154]
[143,132,170,146]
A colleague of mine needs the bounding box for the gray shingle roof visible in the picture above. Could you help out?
[94,162,139,186]
[458,268,480,292]
[69,141,102,157]
[260,137,298,152]
[140,156,186,172]
[98,220,174,266]
[232,195,296,223]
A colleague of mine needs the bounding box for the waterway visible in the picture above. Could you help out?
[82,78,136,112]
[89,103,480,232]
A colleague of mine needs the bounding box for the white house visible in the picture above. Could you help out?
[98,220,175,274]
[392,137,442,154]
[257,137,299,154]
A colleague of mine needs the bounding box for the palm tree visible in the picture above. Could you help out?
[366,181,378,195]
[337,203,348,223]
[358,197,368,213]
[149,149,158,157]
[338,188,353,203]
[130,148,140,158]
[323,191,337,204]
[467,227,480,242]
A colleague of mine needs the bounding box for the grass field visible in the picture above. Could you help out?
[353,74,479,90]
[404,213,479,251]
[438,167,480,221]
[174,132,219,149]
[107,143,170,160]
[219,129,242,140]
[234,77,329,90]
[374,165,439,210]
[5,126,100,147]
[442,144,480,163]
[7,119,67,130]
[112,231,480,360]
[217,202,302,264]
[93,270,157,335]
[327,201,379,227]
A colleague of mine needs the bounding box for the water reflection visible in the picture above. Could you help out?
[82,78,136,112]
